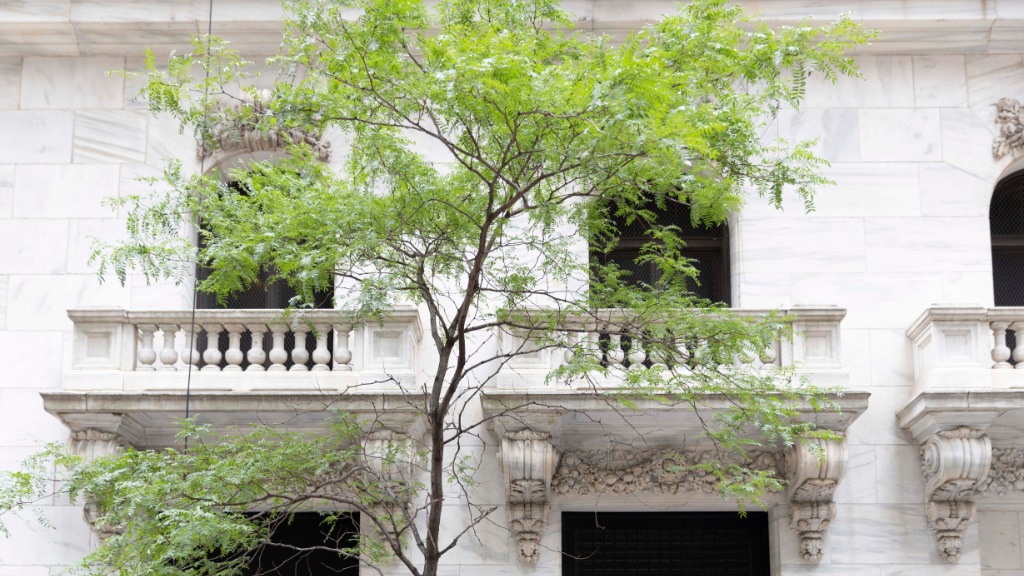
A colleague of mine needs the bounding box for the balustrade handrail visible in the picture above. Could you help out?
[908,305,1024,382]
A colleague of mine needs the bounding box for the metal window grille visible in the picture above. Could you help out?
[241,512,360,576]
[562,512,770,576]
[991,171,1024,306]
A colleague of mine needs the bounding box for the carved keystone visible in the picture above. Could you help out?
[994,98,1024,160]
[921,427,991,563]
[786,436,847,561]
[71,430,126,540]
[499,430,557,564]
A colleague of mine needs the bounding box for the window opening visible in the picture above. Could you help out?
[593,200,730,305]
[235,512,359,576]
[196,180,335,370]
[562,512,769,576]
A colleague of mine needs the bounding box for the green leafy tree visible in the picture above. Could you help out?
[1,0,869,574]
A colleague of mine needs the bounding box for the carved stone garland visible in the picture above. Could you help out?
[978,447,1024,495]
[920,427,992,563]
[786,437,847,562]
[993,98,1024,160]
[70,430,127,540]
[198,92,332,162]
[498,430,557,565]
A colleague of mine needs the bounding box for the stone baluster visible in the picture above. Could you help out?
[183,323,201,370]
[290,325,310,371]
[760,342,778,370]
[334,324,353,371]
[245,323,267,371]
[675,340,692,374]
[627,336,646,369]
[157,324,179,370]
[267,324,289,372]
[606,333,624,367]
[992,321,1012,369]
[222,324,245,372]
[137,324,157,371]
[311,324,331,371]
[200,323,223,372]
[1013,322,1024,369]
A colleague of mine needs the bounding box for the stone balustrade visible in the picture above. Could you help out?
[907,306,1024,394]
[65,308,422,392]
[494,306,847,389]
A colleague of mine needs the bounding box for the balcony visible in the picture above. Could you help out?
[43,307,425,448]
[898,305,1024,445]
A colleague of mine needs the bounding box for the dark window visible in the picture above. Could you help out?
[593,201,730,305]
[992,171,1024,306]
[241,512,359,576]
[562,512,769,576]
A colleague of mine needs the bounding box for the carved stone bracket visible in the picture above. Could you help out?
[71,430,126,540]
[786,436,847,562]
[920,427,992,563]
[499,430,557,565]
[994,98,1024,160]
[198,93,332,162]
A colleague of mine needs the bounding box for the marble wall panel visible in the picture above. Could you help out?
[789,272,944,330]
[4,274,130,331]
[733,272,792,309]
[869,329,915,388]
[736,217,865,274]
[864,217,990,273]
[919,163,993,218]
[72,110,147,163]
[0,388,69,445]
[66,219,127,275]
[829,504,933,564]
[980,511,1023,570]
[834,444,877,504]
[914,55,968,108]
[145,112,198,173]
[994,0,1024,18]
[0,220,68,275]
[840,327,872,390]
[860,109,942,162]
[845,387,915,447]
[874,445,926,504]
[436,504,510,564]
[13,164,118,219]
[802,56,914,109]
[20,56,124,110]
[943,272,995,306]
[777,108,860,162]
[0,275,7,329]
[0,111,72,163]
[0,506,91,566]
[127,274,194,311]
[0,57,22,109]
[814,162,920,217]
[966,55,1024,130]
[0,165,13,218]
[0,331,62,390]
[941,108,1006,180]
[0,1,69,22]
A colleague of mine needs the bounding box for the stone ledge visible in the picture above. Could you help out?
[898,390,1024,445]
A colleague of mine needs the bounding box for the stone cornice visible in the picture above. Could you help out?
[5,1,1024,57]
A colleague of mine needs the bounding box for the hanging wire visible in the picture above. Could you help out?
[183,0,217,453]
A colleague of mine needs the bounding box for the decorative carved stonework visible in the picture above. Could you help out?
[198,93,331,162]
[993,98,1024,160]
[978,448,1024,495]
[551,450,784,496]
[71,430,126,540]
[498,430,557,564]
[920,427,992,563]
[786,437,847,562]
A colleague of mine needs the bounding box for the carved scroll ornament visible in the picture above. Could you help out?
[499,430,557,564]
[198,93,331,162]
[920,427,992,563]
[786,437,847,562]
[994,98,1024,160]
[71,430,127,540]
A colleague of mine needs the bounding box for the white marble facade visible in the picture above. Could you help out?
[4,1,1024,575]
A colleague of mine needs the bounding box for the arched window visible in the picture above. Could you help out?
[991,171,1024,306]
[593,201,731,305]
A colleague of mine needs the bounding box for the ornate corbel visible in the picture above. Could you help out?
[921,427,991,563]
[359,430,420,546]
[499,430,557,564]
[993,98,1024,160]
[197,92,331,162]
[786,436,847,561]
[71,430,127,540]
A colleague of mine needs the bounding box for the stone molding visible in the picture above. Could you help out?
[979,447,1024,495]
[70,429,126,540]
[920,427,992,563]
[786,437,847,562]
[551,449,784,496]
[199,94,331,163]
[498,430,557,565]
[994,98,1024,160]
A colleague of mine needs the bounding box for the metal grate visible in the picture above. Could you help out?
[562,512,769,576]
[992,172,1024,306]
[242,512,359,576]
